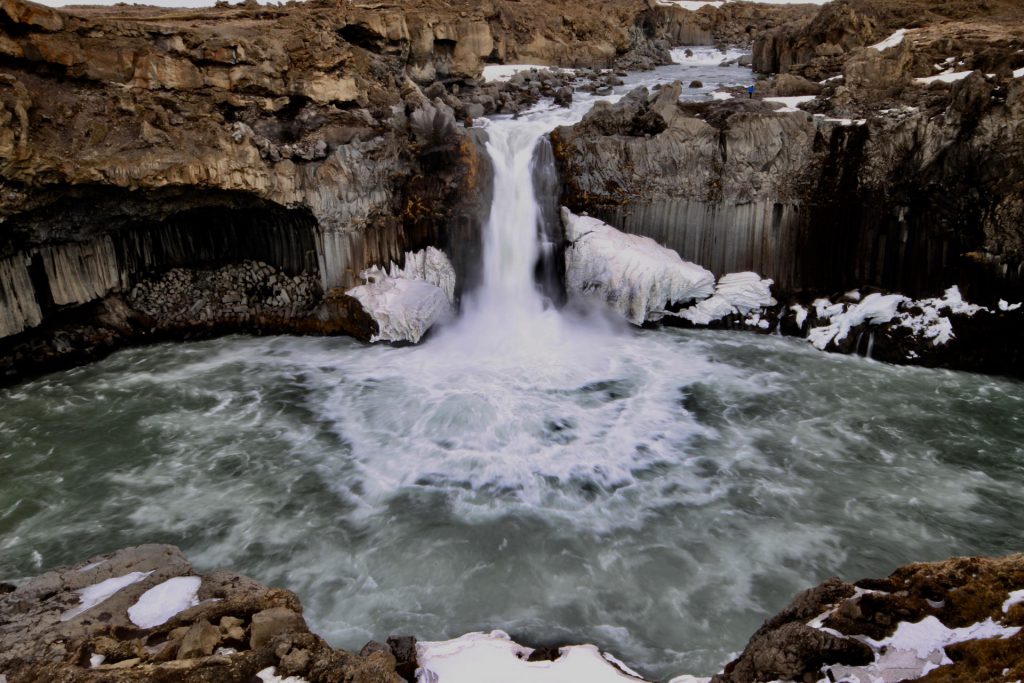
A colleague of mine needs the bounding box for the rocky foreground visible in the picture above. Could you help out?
[1,545,1022,683]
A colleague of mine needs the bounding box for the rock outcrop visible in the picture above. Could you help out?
[0,544,404,683]
[714,554,1024,683]
[553,0,1024,309]
[0,0,667,382]
[4,547,1023,683]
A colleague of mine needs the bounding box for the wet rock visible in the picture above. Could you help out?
[553,86,573,108]
[386,635,418,682]
[360,641,392,658]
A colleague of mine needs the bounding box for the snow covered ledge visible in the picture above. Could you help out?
[346,247,456,344]
[562,208,715,325]
[416,630,648,683]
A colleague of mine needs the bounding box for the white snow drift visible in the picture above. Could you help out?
[346,247,456,344]
[416,631,647,683]
[61,571,153,621]
[128,575,202,628]
[562,208,715,325]
[822,616,1020,683]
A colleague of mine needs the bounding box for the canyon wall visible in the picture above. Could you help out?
[555,0,1024,302]
[0,0,671,381]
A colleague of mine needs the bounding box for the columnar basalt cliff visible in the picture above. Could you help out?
[0,0,680,383]
[554,0,1024,306]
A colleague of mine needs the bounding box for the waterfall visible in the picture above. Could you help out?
[446,114,579,353]
[473,119,554,320]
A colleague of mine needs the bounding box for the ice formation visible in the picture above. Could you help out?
[807,286,986,350]
[675,272,776,325]
[807,293,908,350]
[562,208,715,325]
[415,631,648,683]
[346,247,456,344]
[128,575,202,628]
[61,571,153,621]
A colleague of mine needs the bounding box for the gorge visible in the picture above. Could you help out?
[2,0,1024,681]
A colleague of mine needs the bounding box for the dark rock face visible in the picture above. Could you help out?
[716,555,1024,683]
[553,0,1024,308]
[0,545,403,683]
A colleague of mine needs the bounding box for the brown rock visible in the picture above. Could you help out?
[177,619,222,660]
[250,608,308,649]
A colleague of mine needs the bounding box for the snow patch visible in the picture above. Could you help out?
[899,285,984,346]
[128,576,202,629]
[869,29,907,52]
[78,560,106,573]
[415,631,647,683]
[806,286,986,350]
[710,91,733,100]
[61,571,153,621]
[915,70,973,84]
[256,667,311,683]
[89,654,106,668]
[656,0,722,11]
[1013,67,1024,79]
[1004,589,1024,613]
[675,272,776,325]
[807,293,908,350]
[791,304,808,328]
[824,616,1021,683]
[999,299,1022,312]
[562,208,715,325]
[765,95,816,112]
[346,248,456,344]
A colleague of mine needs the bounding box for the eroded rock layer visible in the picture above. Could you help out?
[554,0,1024,307]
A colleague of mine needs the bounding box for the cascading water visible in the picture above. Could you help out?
[3,51,1023,681]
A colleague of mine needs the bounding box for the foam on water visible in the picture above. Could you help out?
[2,331,1023,678]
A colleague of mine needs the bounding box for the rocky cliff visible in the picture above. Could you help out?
[0,0,683,383]
[554,0,1024,306]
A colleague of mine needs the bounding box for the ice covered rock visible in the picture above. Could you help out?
[807,292,909,350]
[346,247,456,344]
[385,246,457,306]
[806,286,988,351]
[562,208,714,325]
[675,272,776,325]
